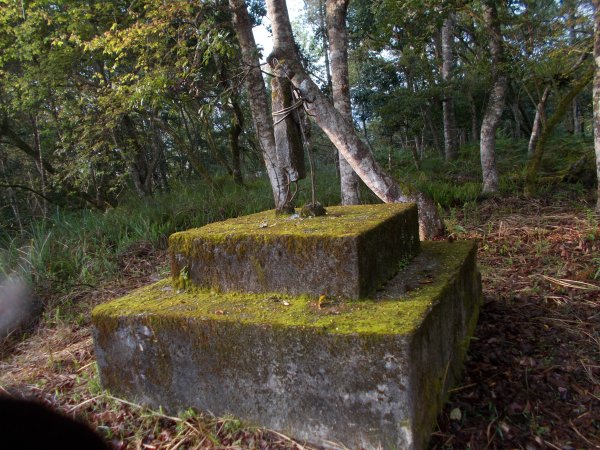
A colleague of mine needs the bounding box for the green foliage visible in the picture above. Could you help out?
[0,172,344,298]
[385,135,594,208]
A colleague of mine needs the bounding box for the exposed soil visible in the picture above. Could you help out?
[1,195,599,449]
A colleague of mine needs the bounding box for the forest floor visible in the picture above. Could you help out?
[1,193,599,450]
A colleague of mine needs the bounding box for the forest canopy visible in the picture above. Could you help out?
[0,0,598,234]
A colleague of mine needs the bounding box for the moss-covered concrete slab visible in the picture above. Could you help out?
[169,204,419,299]
[93,241,481,450]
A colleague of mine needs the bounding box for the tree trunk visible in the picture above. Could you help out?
[593,0,600,212]
[572,98,584,135]
[525,71,593,195]
[319,0,333,96]
[229,97,244,185]
[468,91,479,143]
[528,86,550,157]
[511,103,522,139]
[327,0,360,205]
[265,0,444,238]
[361,117,375,153]
[229,0,287,208]
[121,115,152,197]
[480,1,507,195]
[271,75,305,184]
[441,14,458,161]
[422,107,444,159]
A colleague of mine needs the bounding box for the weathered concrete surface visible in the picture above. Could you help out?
[93,241,481,450]
[169,204,419,299]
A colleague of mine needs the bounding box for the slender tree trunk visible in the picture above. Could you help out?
[528,86,550,157]
[215,56,245,184]
[412,136,422,171]
[469,91,479,143]
[327,0,360,205]
[0,158,23,231]
[229,98,244,185]
[569,12,585,137]
[593,0,600,212]
[572,98,584,135]
[361,117,374,153]
[319,0,333,96]
[122,115,152,197]
[265,0,444,238]
[229,0,287,208]
[421,107,444,158]
[31,115,47,217]
[441,14,457,160]
[525,71,593,195]
[511,103,522,139]
[480,2,507,194]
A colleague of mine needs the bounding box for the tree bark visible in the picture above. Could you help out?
[265,0,444,238]
[468,91,479,143]
[525,71,593,195]
[271,75,305,184]
[593,0,600,212]
[527,86,550,157]
[229,97,244,185]
[480,1,507,195]
[573,98,583,135]
[229,0,287,208]
[441,14,458,161]
[327,0,360,205]
[319,0,333,96]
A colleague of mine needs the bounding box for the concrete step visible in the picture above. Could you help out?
[168,204,420,300]
[93,241,481,450]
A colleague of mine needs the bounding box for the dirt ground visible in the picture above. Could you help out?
[1,195,599,449]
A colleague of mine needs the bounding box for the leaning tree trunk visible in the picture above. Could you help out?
[327,0,360,205]
[441,14,458,161]
[525,71,593,195]
[527,86,550,157]
[229,0,287,208]
[265,0,444,238]
[593,0,600,212]
[480,1,507,195]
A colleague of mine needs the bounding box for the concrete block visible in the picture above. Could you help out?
[93,241,481,450]
[169,204,420,299]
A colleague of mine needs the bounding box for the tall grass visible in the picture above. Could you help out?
[0,173,347,298]
[1,177,267,294]
[1,135,594,301]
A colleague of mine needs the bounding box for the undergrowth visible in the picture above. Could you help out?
[0,135,596,307]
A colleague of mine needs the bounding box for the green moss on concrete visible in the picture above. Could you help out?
[168,203,420,299]
[169,204,415,254]
[94,241,476,337]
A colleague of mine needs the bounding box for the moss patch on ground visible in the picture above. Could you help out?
[94,241,476,337]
